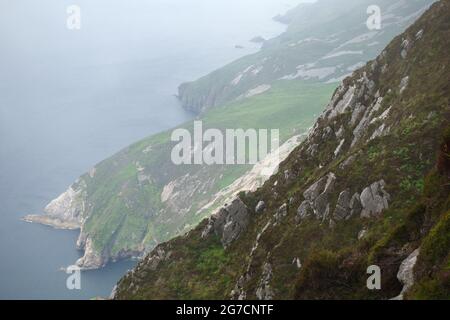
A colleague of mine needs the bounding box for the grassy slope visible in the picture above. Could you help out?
[114,0,450,299]
[80,80,336,257]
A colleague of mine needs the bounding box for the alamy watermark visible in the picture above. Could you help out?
[67,5,81,30]
[66,265,81,290]
[171,121,280,168]
[367,265,381,290]
[367,5,382,30]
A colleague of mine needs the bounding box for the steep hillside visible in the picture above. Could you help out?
[114,0,450,300]
[178,0,434,114]
[22,0,437,270]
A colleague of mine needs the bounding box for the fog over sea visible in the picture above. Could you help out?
[0,0,306,299]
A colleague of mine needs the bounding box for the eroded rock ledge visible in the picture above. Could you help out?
[22,184,86,230]
[202,197,250,248]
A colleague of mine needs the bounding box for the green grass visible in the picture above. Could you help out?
[77,79,336,261]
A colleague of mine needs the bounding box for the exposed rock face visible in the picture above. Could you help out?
[297,177,390,223]
[399,76,409,94]
[273,203,288,225]
[333,190,351,220]
[350,193,363,217]
[231,275,248,300]
[202,198,250,248]
[142,247,172,271]
[75,238,106,270]
[296,172,336,222]
[255,201,266,214]
[393,249,420,300]
[296,201,314,221]
[255,263,274,300]
[23,183,86,230]
[360,180,390,218]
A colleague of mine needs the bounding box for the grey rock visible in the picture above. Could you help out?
[399,76,409,94]
[322,126,334,140]
[336,126,345,139]
[144,247,169,271]
[360,180,390,218]
[415,29,424,40]
[256,263,274,300]
[370,123,389,141]
[334,139,345,157]
[296,201,314,223]
[333,190,351,220]
[292,258,302,269]
[358,229,368,240]
[351,103,366,126]
[339,154,357,170]
[314,193,331,220]
[284,170,291,180]
[230,275,247,300]
[303,176,328,201]
[393,249,420,300]
[274,203,288,224]
[401,39,411,59]
[202,198,250,248]
[298,173,336,221]
[307,143,319,157]
[255,201,266,214]
[322,173,337,194]
[350,193,363,217]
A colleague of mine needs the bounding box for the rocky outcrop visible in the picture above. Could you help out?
[333,190,352,220]
[23,182,87,229]
[273,203,288,225]
[297,177,390,223]
[75,238,106,270]
[141,247,172,272]
[360,180,390,218]
[255,201,266,214]
[255,263,274,300]
[295,172,336,222]
[392,249,420,300]
[202,198,250,248]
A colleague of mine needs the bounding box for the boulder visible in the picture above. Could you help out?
[202,198,250,248]
[393,249,420,300]
[360,180,390,218]
[297,173,336,222]
[333,190,351,220]
[303,176,328,201]
[255,201,266,214]
[296,201,314,222]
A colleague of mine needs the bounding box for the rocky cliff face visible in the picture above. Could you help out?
[23,180,87,230]
[114,0,450,300]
